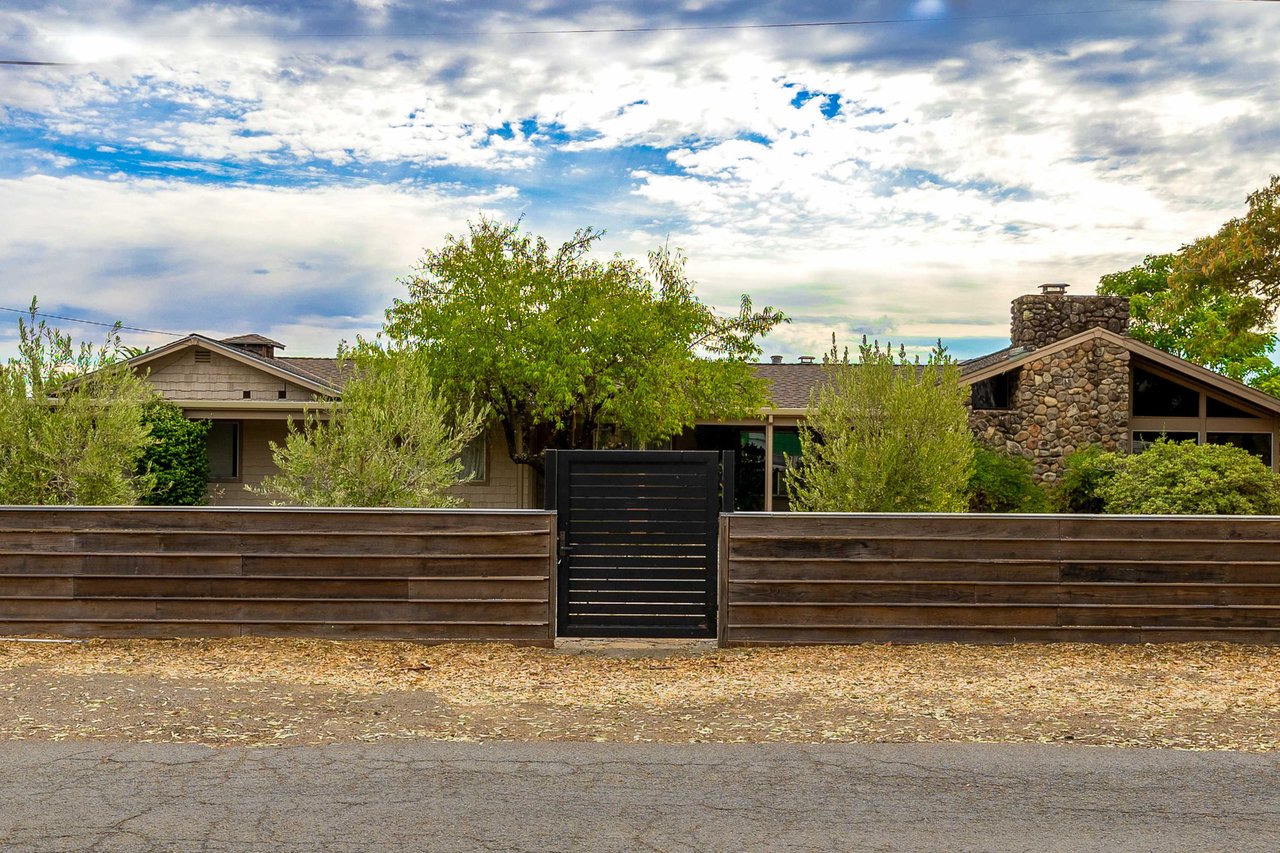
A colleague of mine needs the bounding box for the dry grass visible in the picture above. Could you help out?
[2,638,1279,750]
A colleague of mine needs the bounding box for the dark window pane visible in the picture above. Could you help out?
[1132,431,1198,453]
[971,370,1017,410]
[206,422,239,480]
[1207,432,1273,467]
[1206,397,1260,418]
[1132,367,1199,417]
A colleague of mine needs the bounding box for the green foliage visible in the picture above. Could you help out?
[1098,439,1280,515]
[1050,445,1123,514]
[0,299,156,505]
[254,343,485,507]
[137,400,210,506]
[1099,176,1280,393]
[967,446,1046,513]
[787,337,975,513]
[383,218,786,473]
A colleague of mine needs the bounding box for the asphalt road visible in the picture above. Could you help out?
[1,741,1277,852]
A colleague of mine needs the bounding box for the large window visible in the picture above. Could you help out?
[1131,431,1198,453]
[1207,433,1273,468]
[206,421,240,480]
[1132,367,1199,417]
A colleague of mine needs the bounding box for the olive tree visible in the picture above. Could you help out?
[787,337,974,512]
[0,299,155,505]
[254,343,484,507]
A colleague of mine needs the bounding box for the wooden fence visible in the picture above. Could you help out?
[719,513,1280,645]
[0,507,555,644]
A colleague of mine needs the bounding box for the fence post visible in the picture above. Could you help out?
[721,450,735,514]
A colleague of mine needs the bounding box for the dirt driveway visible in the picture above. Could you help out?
[2,638,1278,750]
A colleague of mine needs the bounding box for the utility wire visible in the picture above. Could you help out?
[0,306,181,337]
[0,60,75,66]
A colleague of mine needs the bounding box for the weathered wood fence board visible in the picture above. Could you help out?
[720,513,1280,645]
[0,507,555,644]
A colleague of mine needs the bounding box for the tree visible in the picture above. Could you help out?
[787,337,974,512]
[254,343,484,507]
[1099,175,1280,393]
[137,400,211,506]
[967,445,1046,513]
[383,218,786,474]
[0,299,156,505]
[1098,439,1280,515]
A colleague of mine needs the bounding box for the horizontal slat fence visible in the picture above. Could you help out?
[720,513,1280,645]
[0,507,555,644]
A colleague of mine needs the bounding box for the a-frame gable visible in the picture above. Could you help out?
[125,335,339,399]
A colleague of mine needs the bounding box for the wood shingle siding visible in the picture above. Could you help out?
[719,513,1280,645]
[0,507,555,644]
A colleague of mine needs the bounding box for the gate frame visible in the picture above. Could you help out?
[545,448,734,639]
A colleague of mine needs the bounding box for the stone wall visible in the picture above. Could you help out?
[1011,294,1129,350]
[968,337,1130,482]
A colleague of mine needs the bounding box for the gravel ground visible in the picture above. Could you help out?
[2,637,1278,750]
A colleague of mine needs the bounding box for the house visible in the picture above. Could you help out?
[125,285,1280,508]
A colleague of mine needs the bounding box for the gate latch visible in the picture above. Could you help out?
[557,530,570,559]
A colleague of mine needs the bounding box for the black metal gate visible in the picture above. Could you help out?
[545,450,733,638]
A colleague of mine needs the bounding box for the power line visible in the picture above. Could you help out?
[0,306,181,337]
[174,8,1151,37]
[0,60,75,66]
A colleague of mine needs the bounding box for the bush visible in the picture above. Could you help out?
[137,400,210,505]
[787,337,974,512]
[1051,445,1123,513]
[1099,439,1280,515]
[0,300,155,505]
[254,343,485,507]
[967,446,1046,512]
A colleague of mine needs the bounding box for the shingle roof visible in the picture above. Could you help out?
[751,363,831,408]
[278,357,355,389]
[959,345,1028,375]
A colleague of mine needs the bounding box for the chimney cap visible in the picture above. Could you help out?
[1039,282,1069,295]
[798,355,816,365]
[770,355,784,364]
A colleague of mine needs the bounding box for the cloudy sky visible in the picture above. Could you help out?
[2,0,1277,361]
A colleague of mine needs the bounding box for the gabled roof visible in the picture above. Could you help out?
[123,334,341,396]
[960,326,1280,416]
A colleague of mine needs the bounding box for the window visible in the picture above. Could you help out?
[772,428,802,497]
[206,421,240,480]
[459,434,487,482]
[971,370,1018,410]
[1132,367,1199,417]
[1207,433,1273,468]
[1206,397,1259,418]
[1131,431,1198,453]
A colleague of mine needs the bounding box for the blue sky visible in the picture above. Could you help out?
[2,0,1278,360]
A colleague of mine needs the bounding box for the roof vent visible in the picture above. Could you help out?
[798,355,816,365]
[194,350,211,363]
[770,355,784,364]
[1039,282,1069,296]
[221,334,285,359]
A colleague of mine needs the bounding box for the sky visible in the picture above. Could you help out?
[1,0,1278,362]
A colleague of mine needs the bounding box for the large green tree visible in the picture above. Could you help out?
[787,337,975,513]
[383,219,786,474]
[254,343,484,507]
[0,299,156,505]
[1099,175,1280,393]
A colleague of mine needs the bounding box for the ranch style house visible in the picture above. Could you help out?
[121,285,1280,509]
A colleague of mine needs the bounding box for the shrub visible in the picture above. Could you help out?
[0,300,155,505]
[788,337,974,512]
[967,446,1046,512]
[1099,439,1280,515]
[254,343,485,507]
[137,400,210,505]
[1051,445,1123,513]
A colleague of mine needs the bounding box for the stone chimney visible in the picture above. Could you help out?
[1010,284,1128,349]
